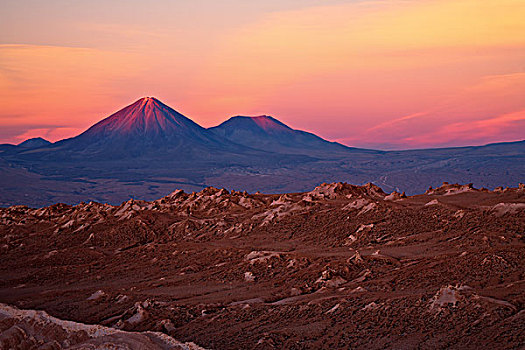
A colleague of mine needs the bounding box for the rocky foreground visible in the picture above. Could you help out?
[0,182,524,349]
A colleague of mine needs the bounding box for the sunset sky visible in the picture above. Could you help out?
[1,0,524,149]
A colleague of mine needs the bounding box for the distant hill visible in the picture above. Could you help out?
[18,137,51,149]
[209,115,362,156]
[0,137,51,153]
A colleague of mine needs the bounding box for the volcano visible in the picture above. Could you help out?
[79,97,206,140]
[209,115,354,155]
[42,97,240,160]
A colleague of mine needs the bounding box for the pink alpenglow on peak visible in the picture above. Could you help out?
[79,97,204,138]
[251,116,290,132]
[53,97,232,159]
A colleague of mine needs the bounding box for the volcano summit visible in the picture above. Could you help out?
[78,97,210,141]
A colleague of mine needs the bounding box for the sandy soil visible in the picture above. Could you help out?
[0,182,524,349]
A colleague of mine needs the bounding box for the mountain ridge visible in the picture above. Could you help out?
[0,97,523,207]
[78,97,205,138]
[3,97,523,153]
[209,114,360,155]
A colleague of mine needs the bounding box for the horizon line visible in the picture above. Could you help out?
[2,96,524,152]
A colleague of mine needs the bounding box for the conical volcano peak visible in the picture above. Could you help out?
[137,96,157,105]
[49,97,239,158]
[77,97,206,141]
[214,115,291,133]
[133,96,162,110]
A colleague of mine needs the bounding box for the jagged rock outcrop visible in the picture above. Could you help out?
[1,182,524,349]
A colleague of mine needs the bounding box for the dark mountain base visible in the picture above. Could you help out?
[1,142,523,208]
[1,183,524,349]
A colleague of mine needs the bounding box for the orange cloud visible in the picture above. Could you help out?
[204,0,525,83]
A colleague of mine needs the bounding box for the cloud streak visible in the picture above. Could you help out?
[339,73,525,149]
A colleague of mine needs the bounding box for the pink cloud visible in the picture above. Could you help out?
[408,109,525,145]
[338,73,525,149]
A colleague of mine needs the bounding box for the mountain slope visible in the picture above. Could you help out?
[18,137,51,149]
[209,115,363,155]
[77,97,207,140]
[50,97,227,158]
